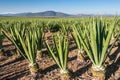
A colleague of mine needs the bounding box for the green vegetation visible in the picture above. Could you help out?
[45,33,70,79]
[0,23,4,55]
[72,22,87,61]
[0,16,119,79]
[72,18,118,79]
[2,23,39,77]
[34,25,44,58]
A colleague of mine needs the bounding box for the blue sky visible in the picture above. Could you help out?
[0,0,120,14]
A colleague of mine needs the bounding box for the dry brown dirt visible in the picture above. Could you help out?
[0,32,120,80]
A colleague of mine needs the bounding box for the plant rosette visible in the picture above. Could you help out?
[91,65,105,80]
[60,69,71,80]
[29,63,39,75]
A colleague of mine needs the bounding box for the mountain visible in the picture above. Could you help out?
[0,11,117,17]
[0,11,72,17]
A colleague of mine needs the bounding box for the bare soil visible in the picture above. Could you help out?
[0,32,120,80]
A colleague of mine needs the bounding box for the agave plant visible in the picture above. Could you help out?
[34,26,44,59]
[0,24,4,56]
[2,26,39,77]
[60,22,70,36]
[113,19,120,46]
[72,23,87,62]
[73,18,117,79]
[45,33,70,79]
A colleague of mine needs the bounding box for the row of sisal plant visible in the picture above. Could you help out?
[45,17,118,79]
[72,18,118,79]
[2,22,44,78]
[1,17,118,80]
[1,20,72,79]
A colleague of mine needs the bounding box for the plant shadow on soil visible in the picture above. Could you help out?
[71,61,92,78]
[0,38,120,80]
[105,46,120,80]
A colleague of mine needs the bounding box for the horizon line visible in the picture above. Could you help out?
[0,10,120,15]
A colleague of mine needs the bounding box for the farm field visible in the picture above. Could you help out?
[0,17,120,80]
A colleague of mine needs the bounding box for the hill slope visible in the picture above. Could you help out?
[1,11,72,17]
